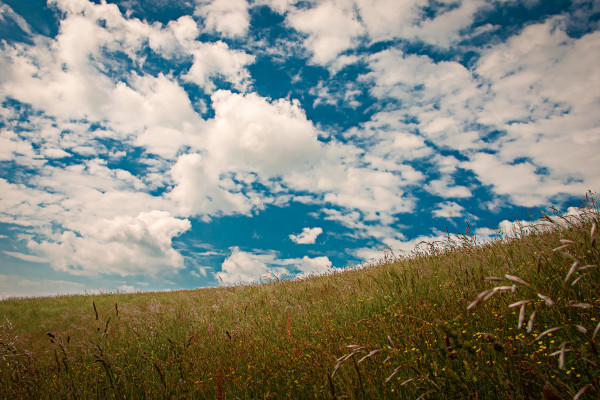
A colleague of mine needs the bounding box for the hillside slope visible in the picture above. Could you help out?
[1,205,599,399]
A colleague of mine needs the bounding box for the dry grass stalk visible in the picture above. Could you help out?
[385,365,403,383]
[527,311,536,333]
[535,327,561,341]
[518,304,526,329]
[565,261,579,283]
[571,274,587,286]
[575,325,587,334]
[508,300,531,308]
[358,349,381,364]
[578,264,598,271]
[593,322,600,340]
[537,293,555,306]
[540,211,556,224]
[505,274,530,286]
[569,303,591,308]
[573,384,592,400]
[553,244,572,252]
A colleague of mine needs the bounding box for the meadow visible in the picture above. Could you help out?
[1,197,599,399]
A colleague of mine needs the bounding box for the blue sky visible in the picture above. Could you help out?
[0,0,598,298]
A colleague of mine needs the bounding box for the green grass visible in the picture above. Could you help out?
[1,199,599,399]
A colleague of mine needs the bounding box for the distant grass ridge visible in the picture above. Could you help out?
[1,197,599,399]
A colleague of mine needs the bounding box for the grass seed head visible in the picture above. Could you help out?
[574,384,592,400]
[564,261,579,284]
[593,322,600,340]
[535,327,561,341]
[505,274,530,286]
[537,293,555,306]
[527,311,536,333]
[508,300,531,308]
[518,304,525,330]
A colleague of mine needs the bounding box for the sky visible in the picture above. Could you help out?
[0,0,598,299]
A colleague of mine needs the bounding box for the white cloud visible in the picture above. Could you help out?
[0,129,42,166]
[294,256,332,279]
[425,176,472,199]
[364,49,486,151]
[362,19,600,207]
[432,201,464,219]
[29,210,191,276]
[3,251,47,263]
[216,247,289,284]
[359,0,483,45]
[354,232,450,262]
[169,153,257,218]
[0,178,63,227]
[204,90,322,176]
[344,110,432,162]
[463,152,587,207]
[215,247,333,284]
[289,227,323,244]
[0,2,32,35]
[286,0,364,65]
[0,273,86,300]
[195,0,250,38]
[406,0,488,47]
[183,41,255,92]
[284,0,489,60]
[163,86,336,221]
[286,141,419,225]
[473,19,600,203]
[256,0,296,14]
[354,0,426,43]
[1,0,251,143]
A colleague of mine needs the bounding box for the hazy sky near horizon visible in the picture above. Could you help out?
[0,0,598,298]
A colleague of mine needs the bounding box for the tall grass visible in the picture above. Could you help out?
[1,196,599,399]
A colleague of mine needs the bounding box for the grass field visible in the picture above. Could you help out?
[1,198,599,399]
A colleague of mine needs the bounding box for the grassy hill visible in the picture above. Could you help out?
[1,201,599,399]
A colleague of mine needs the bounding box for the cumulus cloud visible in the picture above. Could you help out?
[204,90,322,176]
[286,140,420,225]
[364,48,485,150]
[294,256,333,279]
[425,176,472,199]
[215,247,289,284]
[282,0,490,65]
[432,201,465,219]
[289,227,323,244]
[29,211,191,276]
[0,0,259,280]
[167,90,325,219]
[286,0,364,65]
[183,41,254,92]
[473,19,600,203]
[462,152,587,207]
[195,0,250,38]
[1,0,251,137]
[215,247,332,284]
[362,18,600,207]
[169,153,257,218]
